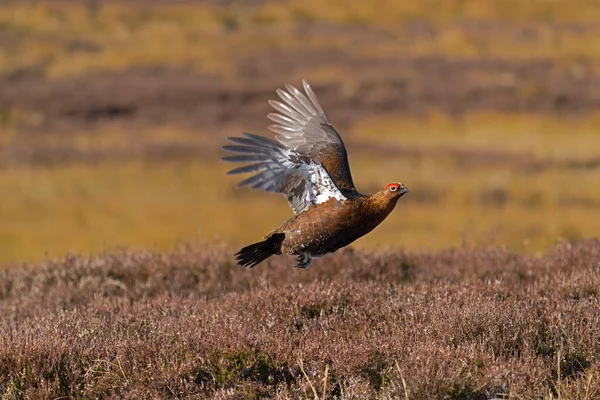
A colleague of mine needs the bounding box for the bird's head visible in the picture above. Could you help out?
[373,182,409,211]
[384,182,409,199]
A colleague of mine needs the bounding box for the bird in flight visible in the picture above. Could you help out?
[222,80,409,268]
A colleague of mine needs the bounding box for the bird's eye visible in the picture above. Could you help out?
[389,185,397,192]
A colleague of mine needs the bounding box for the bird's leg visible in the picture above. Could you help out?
[295,252,312,269]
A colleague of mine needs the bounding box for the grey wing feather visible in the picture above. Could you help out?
[267,80,341,154]
[266,80,357,193]
[222,133,346,214]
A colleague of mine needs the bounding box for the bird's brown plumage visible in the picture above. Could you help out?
[273,183,408,256]
[223,81,409,268]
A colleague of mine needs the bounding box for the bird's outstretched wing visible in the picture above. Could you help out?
[222,133,346,214]
[267,80,357,194]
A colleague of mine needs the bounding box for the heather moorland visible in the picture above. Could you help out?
[1,1,600,398]
[2,241,600,398]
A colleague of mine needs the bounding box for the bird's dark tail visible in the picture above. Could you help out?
[235,233,285,268]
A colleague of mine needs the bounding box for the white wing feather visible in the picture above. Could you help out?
[222,133,345,214]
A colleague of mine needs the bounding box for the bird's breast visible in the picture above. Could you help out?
[278,197,386,255]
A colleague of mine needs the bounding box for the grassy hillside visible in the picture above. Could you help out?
[2,144,600,263]
[1,0,600,263]
[3,1,600,79]
[1,241,599,398]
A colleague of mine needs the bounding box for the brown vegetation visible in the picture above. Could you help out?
[2,240,599,398]
[1,3,599,398]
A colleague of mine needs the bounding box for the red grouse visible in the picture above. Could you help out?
[223,81,409,268]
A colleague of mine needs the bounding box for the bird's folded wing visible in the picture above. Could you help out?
[222,133,346,214]
[267,80,357,193]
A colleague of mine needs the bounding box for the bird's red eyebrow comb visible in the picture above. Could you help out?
[386,183,398,189]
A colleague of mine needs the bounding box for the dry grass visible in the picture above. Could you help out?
[2,111,600,264]
[353,112,600,161]
[1,1,599,262]
[2,1,600,79]
[1,240,599,398]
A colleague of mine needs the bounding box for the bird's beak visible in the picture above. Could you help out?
[400,187,409,196]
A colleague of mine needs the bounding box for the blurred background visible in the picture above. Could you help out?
[1,0,599,264]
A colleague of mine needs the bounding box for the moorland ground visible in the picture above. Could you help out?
[1,240,600,398]
[1,1,600,398]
